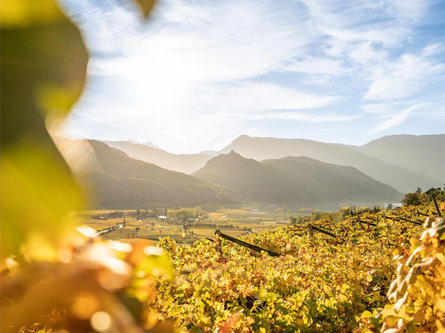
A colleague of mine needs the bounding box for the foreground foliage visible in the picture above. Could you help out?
[2,203,443,332]
[1,227,172,332]
[357,213,445,333]
[151,203,443,332]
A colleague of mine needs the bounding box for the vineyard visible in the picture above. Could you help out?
[2,199,444,332]
[147,201,444,332]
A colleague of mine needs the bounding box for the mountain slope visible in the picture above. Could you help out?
[221,135,440,192]
[193,152,401,208]
[104,140,211,174]
[82,140,238,208]
[263,156,401,203]
[193,151,294,204]
[358,134,445,181]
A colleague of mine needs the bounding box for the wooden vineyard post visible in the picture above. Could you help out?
[311,225,337,238]
[431,193,443,217]
[214,230,280,257]
[416,210,429,217]
[357,214,364,229]
[308,225,343,244]
[398,216,422,226]
[214,231,222,254]
[382,211,387,224]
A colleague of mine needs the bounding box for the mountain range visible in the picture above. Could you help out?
[64,137,422,209]
[59,134,444,209]
[193,152,401,209]
[220,135,443,193]
[103,134,444,193]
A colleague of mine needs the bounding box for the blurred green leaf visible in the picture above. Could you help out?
[0,0,88,257]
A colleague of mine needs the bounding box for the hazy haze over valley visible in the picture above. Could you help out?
[99,134,444,194]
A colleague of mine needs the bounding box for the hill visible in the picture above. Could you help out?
[193,151,401,209]
[357,134,445,182]
[220,135,440,193]
[82,140,239,208]
[104,140,211,174]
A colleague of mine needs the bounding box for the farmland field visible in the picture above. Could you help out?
[77,208,310,243]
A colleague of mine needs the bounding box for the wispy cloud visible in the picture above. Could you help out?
[364,50,445,101]
[369,107,413,134]
[242,111,359,123]
[202,82,338,111]
[280,57,348,77]
[61,0,445,152]
[368,103,429,134]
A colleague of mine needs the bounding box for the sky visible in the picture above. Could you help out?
[60,0,445,154]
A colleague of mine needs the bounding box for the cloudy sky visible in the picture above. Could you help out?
[61,0,445,153]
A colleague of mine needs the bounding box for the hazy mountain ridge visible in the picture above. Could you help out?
[220,135,441,192]
[83,140,239,208]
[357,134,445,181]
[94,134,443,208]
[104,140,211,174]
[101,135,443,194]
[193,151,402,209]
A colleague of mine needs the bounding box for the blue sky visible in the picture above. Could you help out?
[60,0,445,153]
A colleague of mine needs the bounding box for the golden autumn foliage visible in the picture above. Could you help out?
[1,229,172,332]
[356,214,445,333]
[382,216,445,332]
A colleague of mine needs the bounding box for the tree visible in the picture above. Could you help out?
[167,207,202,223]
[401,192,429,206]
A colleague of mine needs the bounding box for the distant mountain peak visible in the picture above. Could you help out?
[142,141,161,149]
[212,150,254,162]
[231,134,251,143]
